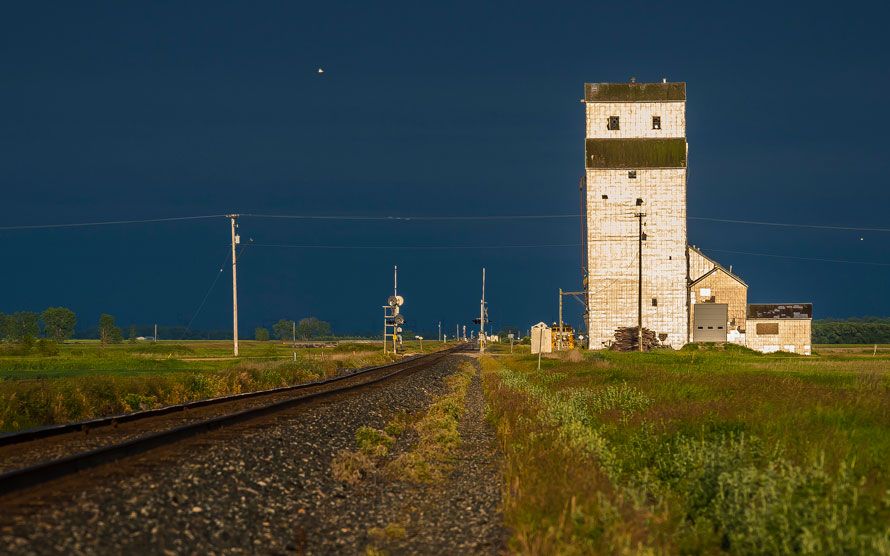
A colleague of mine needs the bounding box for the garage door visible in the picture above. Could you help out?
[694,303,728,342]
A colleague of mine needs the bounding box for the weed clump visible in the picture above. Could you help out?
[355,426,395,457]
[331,450,375,486]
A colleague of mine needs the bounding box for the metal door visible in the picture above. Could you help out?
[693,303,728,342]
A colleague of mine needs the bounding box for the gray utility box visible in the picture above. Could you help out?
[693,303,728,342]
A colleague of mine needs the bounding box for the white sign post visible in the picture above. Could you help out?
[530,322,552,371]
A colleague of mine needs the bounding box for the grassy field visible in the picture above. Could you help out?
[0,339,450,433]
[483,345,890,555]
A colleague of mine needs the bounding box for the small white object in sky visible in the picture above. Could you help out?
[318,68,324,73]
[860,237,864,241]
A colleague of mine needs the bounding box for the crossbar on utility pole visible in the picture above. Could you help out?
[228,214,240,356]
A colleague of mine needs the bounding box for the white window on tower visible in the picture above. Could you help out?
[652,116,661,130]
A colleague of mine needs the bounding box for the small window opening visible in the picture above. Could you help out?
[697,326,703,330]
[601,194,608,200]
[635,198,644,206]
[628,170,637,179]
[707,326,714,330]
[668,256,672,260]
[651,298,657,307]
[717,326,724,329]
[607,116,620,130]
[652,116,661,130]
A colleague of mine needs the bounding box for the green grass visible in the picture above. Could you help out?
[0,342,396,433]
[0,340,390,379]
[0,338,455,433]
[483,348,890,555]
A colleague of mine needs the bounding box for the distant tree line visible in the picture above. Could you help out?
[0,307,77,356]
[75,325,234,341]
[0,307,77,344]
[813,318,890,344]
[1,308,377,347]
[256,317,333,341]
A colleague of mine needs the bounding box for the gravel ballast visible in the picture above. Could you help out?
[0,354,507,555]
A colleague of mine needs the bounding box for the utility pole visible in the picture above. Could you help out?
[456,324,459,342]
[153,323,157,343]
[228,214,240,356]
[635,207,646,353]
[292,320,296,346]
[438,321,441,343]
[479,267,485,354]
[558,288,563,351]
[555,289,585,351]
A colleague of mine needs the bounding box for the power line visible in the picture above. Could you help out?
[247,243,582,250]
[0,214,227,231]
[284,213,890,232]
[1,212,888,233]
[243,213,580,221]
[701,247,890,267]
[185,249,232,330]
[249,241,889,268]
[249,213,890,232]
[689,216,890,233]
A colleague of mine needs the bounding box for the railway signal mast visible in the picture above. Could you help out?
[383,265,405,355]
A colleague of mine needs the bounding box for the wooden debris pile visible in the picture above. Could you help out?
[609,327,659,352]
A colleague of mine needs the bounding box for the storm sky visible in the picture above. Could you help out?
[2,1,888,336]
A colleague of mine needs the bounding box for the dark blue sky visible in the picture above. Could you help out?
[1,1,888,336]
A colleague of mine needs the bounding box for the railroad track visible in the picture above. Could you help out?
[0,345,465,497]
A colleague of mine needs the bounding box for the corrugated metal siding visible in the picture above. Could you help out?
[585,139,687,169]
[747,303,813,319]
[585,82,686,102]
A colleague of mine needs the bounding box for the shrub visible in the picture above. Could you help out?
[36,339,60,356]
[20,334,35,355]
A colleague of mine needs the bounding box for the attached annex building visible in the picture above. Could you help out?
[582,81,812,354]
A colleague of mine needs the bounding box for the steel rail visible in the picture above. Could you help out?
[0,346,462,496]
[0,349,451,448]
